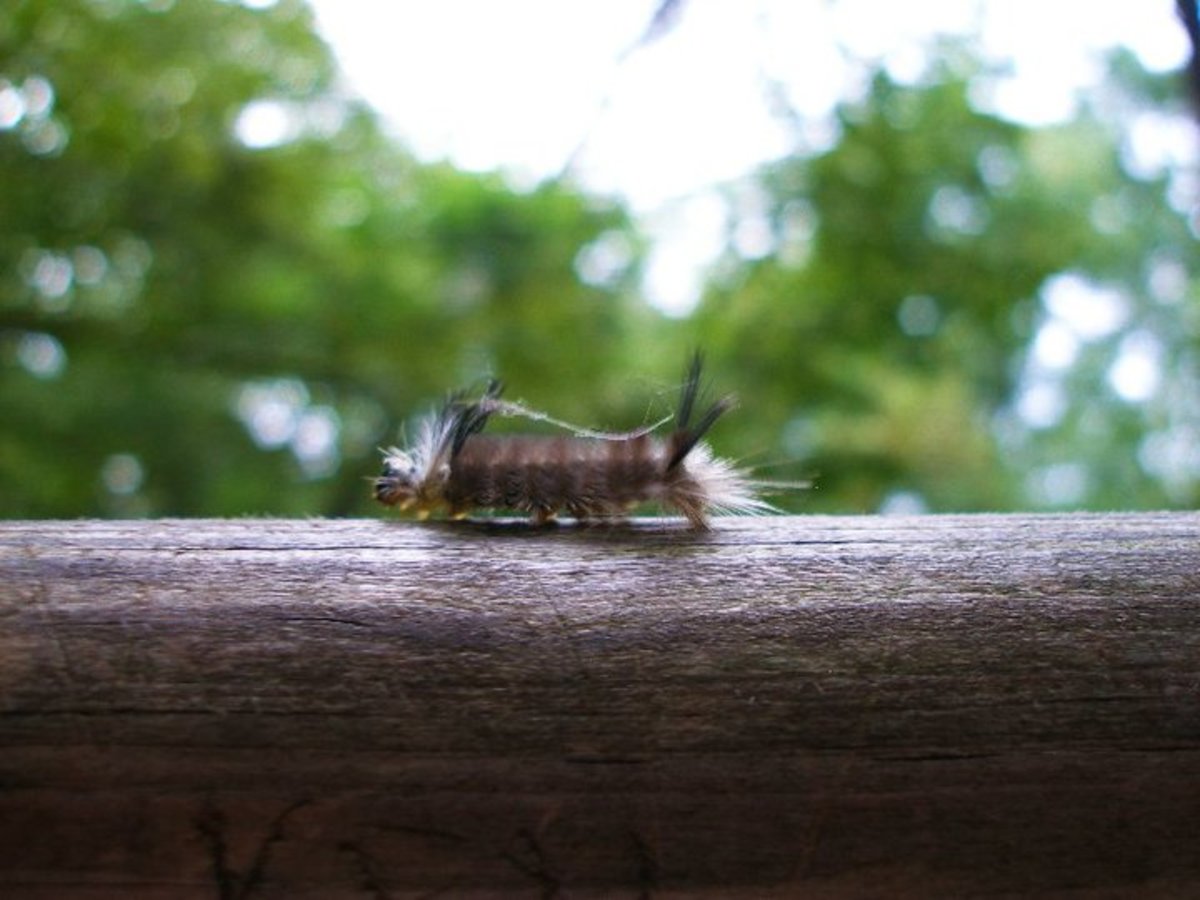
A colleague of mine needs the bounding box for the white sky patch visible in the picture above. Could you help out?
[974,0,1189,125]
[575,229,636,289]
[1139,426,1200,500]
[308,0,1190,313]
[579,4,798,208]
[309,0,1187,194]
[1041,272,1128,341]
[1123,111,1199,180]
[234,378,343,477]
[1147,254,1189,304]
[641,191,728,315]
[312,1,642,183]
[234,99,297,149]
[1108,331,1164,402]
[878,489,929,516]
[236,377,309,448]
[1016,379,1068,429]
[1031,320,1080,371]
[292,405,341,478]
[0,80,26,129]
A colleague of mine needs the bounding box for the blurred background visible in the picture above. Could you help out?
[1,0,1197,518]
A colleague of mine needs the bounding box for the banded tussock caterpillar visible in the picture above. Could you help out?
[374,354,786,529]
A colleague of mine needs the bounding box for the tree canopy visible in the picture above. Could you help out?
[1,0,1196,517]
[693,54,1199,512]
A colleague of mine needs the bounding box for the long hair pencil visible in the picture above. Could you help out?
[374,353,782,529]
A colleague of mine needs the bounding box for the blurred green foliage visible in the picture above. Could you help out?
[1,1,1197,517]
[694,54,1200,512]
[0,0,648,516]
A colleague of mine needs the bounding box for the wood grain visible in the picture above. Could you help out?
[1,513,1198,897]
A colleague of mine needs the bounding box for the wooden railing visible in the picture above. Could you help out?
[2,513,1198,897]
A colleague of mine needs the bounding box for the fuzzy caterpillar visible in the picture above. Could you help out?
[374,354,780,529]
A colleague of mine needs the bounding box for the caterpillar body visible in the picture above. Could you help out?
[374,355,774,529]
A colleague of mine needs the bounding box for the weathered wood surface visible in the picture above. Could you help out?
[1,513,1198,898]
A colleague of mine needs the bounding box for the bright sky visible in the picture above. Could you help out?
[306,0,1190,314]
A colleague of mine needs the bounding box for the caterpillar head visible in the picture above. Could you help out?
[374,442,454,514]
[374,448,422,509]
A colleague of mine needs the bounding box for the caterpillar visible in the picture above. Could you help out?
[374,354,777,529]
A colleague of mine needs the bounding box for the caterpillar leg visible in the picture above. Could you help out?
[669,495,711,531]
